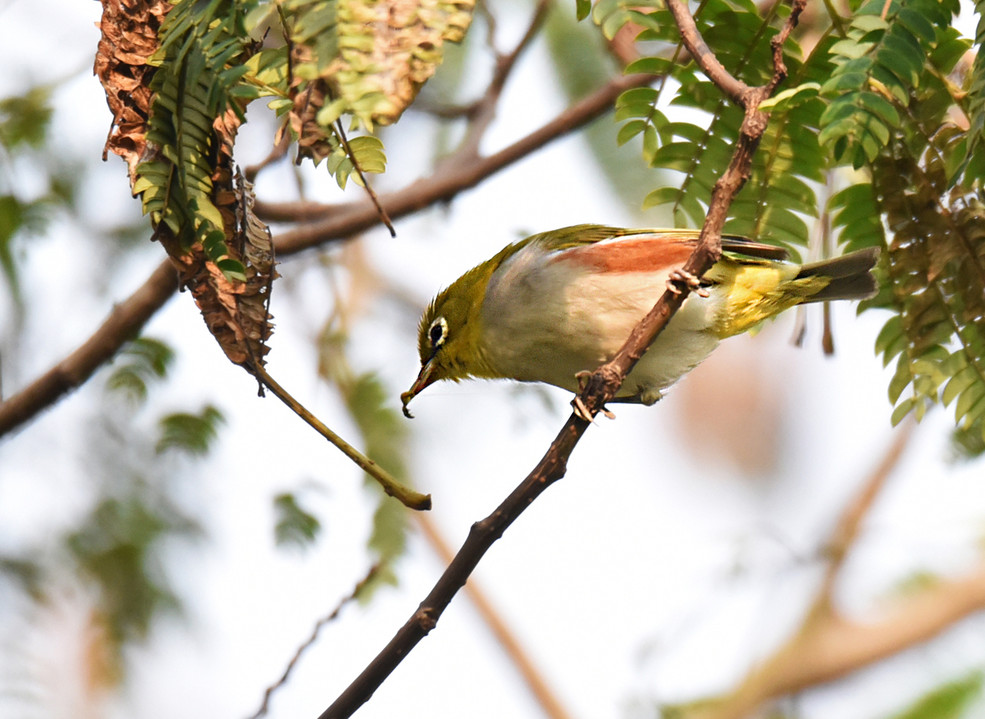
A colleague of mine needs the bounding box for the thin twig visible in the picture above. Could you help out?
[253,364,430,510]
[333,119,395,237]
[249,564,382,719]
[455,0,554,159]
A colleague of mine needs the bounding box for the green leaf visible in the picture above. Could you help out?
[617,119,647,145]
[156,405,224,456]
[829,38,876,59]
[891,396,916,425]
[757,82,820,112]
[885,671,983,719]
[273,492,322,549]
[106,337,176,403]
[0,86,53,149]
[896,7,936,43]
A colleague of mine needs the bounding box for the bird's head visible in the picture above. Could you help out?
[401,263,495,417]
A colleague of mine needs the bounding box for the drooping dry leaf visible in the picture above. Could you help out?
[96,1,276,373]
[95,0,171,181]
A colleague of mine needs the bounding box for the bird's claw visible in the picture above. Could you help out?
[572,372,617,422]
[572,396,594,422]
[667,269,710,298]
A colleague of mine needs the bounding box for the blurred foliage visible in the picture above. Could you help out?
[106,337,177,404]
[318,320,411,594]
[544,6,662,214]
[884,671,983,719]
[155,405,225,456]
[0,87,54,150]
[1,336,209,680]
[0,85,67,313]
[65,487,199,648]
[273,490,323,549]
[80,338,208,662]
[0,557,45,602]
[594,0,985,455]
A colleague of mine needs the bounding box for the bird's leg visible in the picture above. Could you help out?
[667,268,710,298]
[572,371,617,421]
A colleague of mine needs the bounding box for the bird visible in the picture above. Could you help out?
[400,224,879,418]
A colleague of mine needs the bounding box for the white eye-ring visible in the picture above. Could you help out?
[428,316,448,348]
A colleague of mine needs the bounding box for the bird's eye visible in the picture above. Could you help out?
[429,317,448,348]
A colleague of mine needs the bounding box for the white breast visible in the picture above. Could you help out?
[479,243,722,402]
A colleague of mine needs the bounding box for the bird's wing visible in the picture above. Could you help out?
[538,226,789,273]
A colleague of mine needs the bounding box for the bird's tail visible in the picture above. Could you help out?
[796,247,880,303]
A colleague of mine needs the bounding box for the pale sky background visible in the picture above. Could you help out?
[2,2,985,719]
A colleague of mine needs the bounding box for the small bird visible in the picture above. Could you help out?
[401,225,878,417]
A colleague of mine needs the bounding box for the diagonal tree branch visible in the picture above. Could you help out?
[315,3,807,716]
[0,72,653,440]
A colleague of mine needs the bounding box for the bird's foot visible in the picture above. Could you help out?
[571,370,616,422]
[667,269,710,298]
[572,395,595,423]
[572,371,617,421]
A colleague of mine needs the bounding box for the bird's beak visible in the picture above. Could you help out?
[401,359,437,419]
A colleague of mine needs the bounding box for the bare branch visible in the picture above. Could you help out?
[0,72,653,440]
[456,0,554,159]
[318,416,589,719]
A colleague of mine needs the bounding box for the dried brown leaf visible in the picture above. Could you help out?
[95,0,172,179]
[96,1,275,372]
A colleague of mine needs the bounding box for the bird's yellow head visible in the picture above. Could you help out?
[401,262,498,418]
